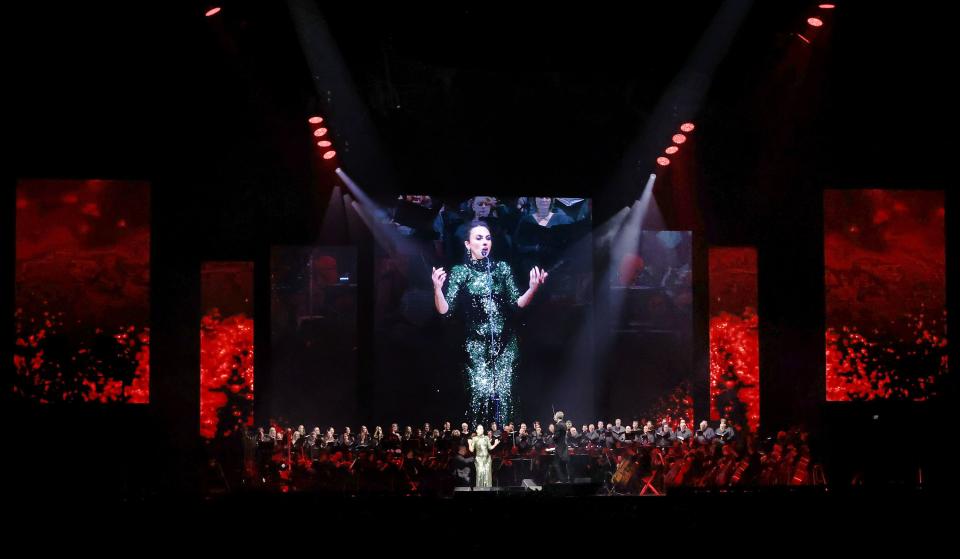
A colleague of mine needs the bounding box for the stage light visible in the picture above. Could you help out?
[665,146,679,155]
[656,157,671,166]
[819,4,835,9]
[323,150,337,160]
[205,7,221,17]
[808,17,824,27]
[680,122,695,133]
[672,134,687,144]
[314,127,328,137]
[317,140,332,147]
[308,116,324,124]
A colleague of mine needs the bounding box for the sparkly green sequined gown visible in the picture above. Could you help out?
[442,257,521,426]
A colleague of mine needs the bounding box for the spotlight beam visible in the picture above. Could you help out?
[286,0,396,191]
[338,168,422,270]
[601,0,752,204]
[602,174,658,344]
[319,185,347,244]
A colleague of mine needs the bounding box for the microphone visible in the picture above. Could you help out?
[480,245,497,423]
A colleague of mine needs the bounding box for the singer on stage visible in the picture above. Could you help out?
[432,220,548,426]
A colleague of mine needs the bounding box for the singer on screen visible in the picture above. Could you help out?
[432,220,548,426]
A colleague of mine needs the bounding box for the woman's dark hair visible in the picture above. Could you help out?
[463,219,491,241]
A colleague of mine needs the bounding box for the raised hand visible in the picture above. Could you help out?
[431,267,447,292]
[528,266,549,290]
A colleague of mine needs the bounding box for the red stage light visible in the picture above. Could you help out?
[308,116,324,124]
[808,17,824,27]
[680,122,695,133]
[313,127,328,137]
[672,134,687,144]
[323,150,337,160]
[205,7,221,17]
[317,140,332,147]
[656,157,671,167]
[665,146,679,155]
[819,4,835,9]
